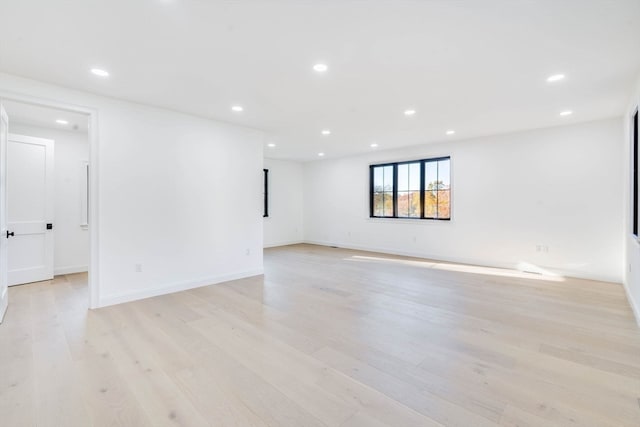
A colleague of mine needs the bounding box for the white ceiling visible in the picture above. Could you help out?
[1,0,639,161]
[2,100,89,133]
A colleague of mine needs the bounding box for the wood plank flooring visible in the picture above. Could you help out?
[1,243,639,426]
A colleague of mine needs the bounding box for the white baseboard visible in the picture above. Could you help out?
[0,287,7,324]
[97,268,264,308]
[264,240,304,249]
[302,240,623,284]
[55,265,88,276]
[622,280,640,328]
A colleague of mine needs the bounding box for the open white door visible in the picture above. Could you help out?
[7,134,54,286]
[0,103,8,322]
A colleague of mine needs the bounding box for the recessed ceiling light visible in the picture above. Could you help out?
[90,68,109,77]
[321,129,331,135]
[370,143,378,148]
[446,130,455,135]
[267,143,276,148]
[404,109,416,116]
[318,152,325,157]
[546,74,566,83]
[313,63,328,72]
[231,105,244,112]
[55,119,69,125]
[559,110,573,116]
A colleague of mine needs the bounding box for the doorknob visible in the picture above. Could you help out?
[6,230,14,238]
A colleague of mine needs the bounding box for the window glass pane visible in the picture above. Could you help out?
[373,167,384,192]
[398,191,421,218]
[398,162,420,193]
[398,164,408,192]
[438,159,450,189]
[425,161,438,190]
[373,191,394,217]
[397,191,409,217]
[372,192,382,216]
[409,191,420,217]
[437,190,450,219]
[383,165,393,191]
[425,189,437,218]
[383,192,393,216]
[409,162,421,191]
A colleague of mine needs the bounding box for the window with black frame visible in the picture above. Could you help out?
[397,161,421,218]
[634,110,639,236]
[370,157,450,220]
[371,164,394,217]
[263,169,269,218]
[424,157,451,219]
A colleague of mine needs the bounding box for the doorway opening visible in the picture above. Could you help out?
[0,96,98,321]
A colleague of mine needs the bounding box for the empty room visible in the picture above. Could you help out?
[1,1,639,426]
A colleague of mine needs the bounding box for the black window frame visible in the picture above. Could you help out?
[633,109,639,236]
[369,162,396,218]
[263,168,269,218]
[369,156,451,221]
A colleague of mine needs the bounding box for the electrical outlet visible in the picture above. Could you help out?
[135,263,142,273]
[536,245,541,252]
[246,248,251,256]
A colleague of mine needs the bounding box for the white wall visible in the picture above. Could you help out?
[263,158,304,247]
[9,123,89,275]
[304,118,624,282]
[623,74,640,326]
[0,72,264,307]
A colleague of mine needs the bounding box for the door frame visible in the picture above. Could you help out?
[0,90,100,309]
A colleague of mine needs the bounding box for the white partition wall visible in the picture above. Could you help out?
[0,72,264,307]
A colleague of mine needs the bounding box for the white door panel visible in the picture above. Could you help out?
[0,102,8,322]
[9,141,47,218]
[10,232,47,269]
[7,134,54,286]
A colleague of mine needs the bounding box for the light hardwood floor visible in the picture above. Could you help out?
[1,244,639,426]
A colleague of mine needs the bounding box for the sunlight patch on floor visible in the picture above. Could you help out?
[347,255,566,282]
